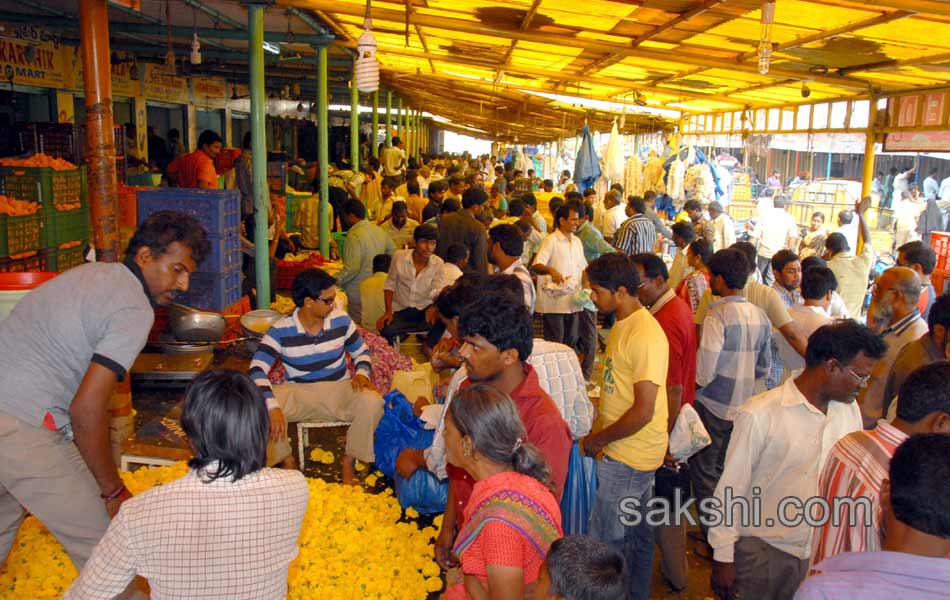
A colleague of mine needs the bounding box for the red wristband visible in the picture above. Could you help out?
[101,484,128,501]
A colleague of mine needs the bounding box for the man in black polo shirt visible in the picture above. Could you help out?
[0,211,209,569]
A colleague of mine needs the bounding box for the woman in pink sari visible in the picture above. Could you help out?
[443,384,563,600]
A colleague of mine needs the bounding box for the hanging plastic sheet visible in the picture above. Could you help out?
[559,441,598,536]
[603,119,625,184]
[573,124,602,194]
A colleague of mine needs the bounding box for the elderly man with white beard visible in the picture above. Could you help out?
[856,266,928,428]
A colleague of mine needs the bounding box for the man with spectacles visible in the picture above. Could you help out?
[249,268,384,485]
[810,361,950,572]
[710,321,886,600]
[857,266,928,428]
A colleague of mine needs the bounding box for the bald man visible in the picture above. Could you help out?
[857,267,928,428]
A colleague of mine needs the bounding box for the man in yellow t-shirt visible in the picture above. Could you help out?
[583,253,669,600]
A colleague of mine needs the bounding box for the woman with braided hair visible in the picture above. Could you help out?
[442,384,563,600]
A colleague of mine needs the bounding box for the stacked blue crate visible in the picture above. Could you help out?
[136,188,243,311]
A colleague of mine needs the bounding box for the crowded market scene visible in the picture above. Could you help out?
[1,0,950,598]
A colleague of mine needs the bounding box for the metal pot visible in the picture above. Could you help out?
[240,309,284,339]
[167,302,228,343]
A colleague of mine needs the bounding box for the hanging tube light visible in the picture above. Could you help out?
[757,1,775,75]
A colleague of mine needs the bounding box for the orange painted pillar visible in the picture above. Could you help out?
[79,0,120,262]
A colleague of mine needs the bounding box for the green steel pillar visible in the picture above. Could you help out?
[248,4,270,308]
[398,97,404,143]
[317,45,330,257]
[406,107,413,160]
[350,81,359,172]
[385,90,392,147]
[371,90,379,158]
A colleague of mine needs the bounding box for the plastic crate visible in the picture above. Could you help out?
[19,123,79,161]
[332,232,347,258]
[176,266,242,311]
[933,269,950,296]
[285,192,311,233]
[0,165,85,209]
[276,260,310,290]
[930,231,950,272]
[136,188,241,236]
[18,123,125,166]
[0,212,44,258]
[198,232,241,274]
[0,250,46,273]
[45,241,88,272]
[44,208,91,248]
[267,161,287,194]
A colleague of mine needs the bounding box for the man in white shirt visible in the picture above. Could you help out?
[891,165,915,205]
[939,173,950,202]
[441,243,468,288]
[599,189,627,242]
[380,201,419,249]
[489,223,536,313]
[751,197,799,286]
[776,266,835,382]
[710,321,887,600]
[922,168,939,201]
[835,210,858,254]
[377,224,445,344]
[531,204,587,349]
[380,137,406,188]
[708,200,735,252]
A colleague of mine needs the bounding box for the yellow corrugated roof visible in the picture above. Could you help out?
[281,0,950,142]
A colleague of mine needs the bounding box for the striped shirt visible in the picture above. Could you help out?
[809,420,907,568]
[797,551,950,600]
[249,309,372,410]
[695,296,772,421]
[614,214,656,256]
[502,258,536,313]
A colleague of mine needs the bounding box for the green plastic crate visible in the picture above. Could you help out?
[331,232,347,259]
[0,212,44,258]
[0,166,85,209]
[285,192,311,234]
[45,241,88,272]
[44,208,91,248]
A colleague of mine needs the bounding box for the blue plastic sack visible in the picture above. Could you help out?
[373,390,431,479]
[559,441,598,536]
[395,470,448,515]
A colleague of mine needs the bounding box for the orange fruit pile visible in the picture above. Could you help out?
[0,196,41,217]
[0,154,78,171]
[54,202,82,212]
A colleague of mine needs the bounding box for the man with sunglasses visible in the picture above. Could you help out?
[710,321,886,600]
[857,266,927,428]
[249,268,383,485]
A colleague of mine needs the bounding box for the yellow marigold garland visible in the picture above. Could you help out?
[0,463,441,599]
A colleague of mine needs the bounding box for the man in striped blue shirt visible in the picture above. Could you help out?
[690,248,772,542]
[614,195,657,256]
[249,268,383,484]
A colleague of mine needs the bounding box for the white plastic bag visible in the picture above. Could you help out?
[669,404,711,462]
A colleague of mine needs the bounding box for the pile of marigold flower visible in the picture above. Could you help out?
[0,462,442,599]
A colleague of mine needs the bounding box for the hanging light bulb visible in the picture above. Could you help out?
[189,7,201,65]
[354,0,379,93]
[190,33,202,65]
[757,1,775,75]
